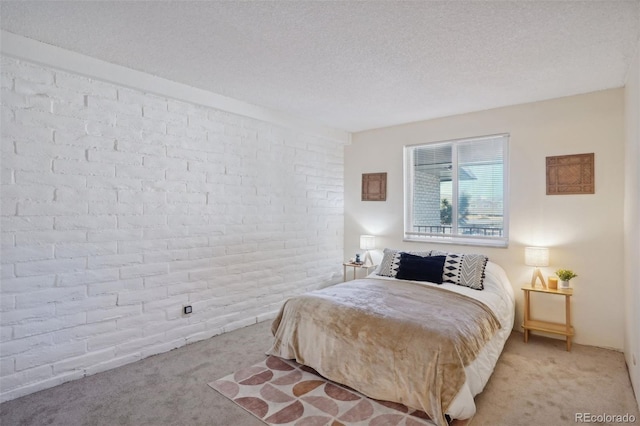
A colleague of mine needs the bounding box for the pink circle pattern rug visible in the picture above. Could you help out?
[209,355,437,426]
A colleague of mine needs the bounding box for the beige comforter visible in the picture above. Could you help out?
[267,278,500,426]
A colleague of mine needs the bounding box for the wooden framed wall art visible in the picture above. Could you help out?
[361,172,387,201]
[546,153,594,195]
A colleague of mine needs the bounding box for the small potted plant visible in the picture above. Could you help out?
[555,269,577,289]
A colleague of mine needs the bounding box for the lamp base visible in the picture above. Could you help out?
[530,268,547,288]
[362,251,374,267]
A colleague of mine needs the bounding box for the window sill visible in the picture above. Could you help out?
[403,235,508,248]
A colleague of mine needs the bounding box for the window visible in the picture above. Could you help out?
[404,134,509,247]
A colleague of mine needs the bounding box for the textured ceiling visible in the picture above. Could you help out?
[1,1,639,132]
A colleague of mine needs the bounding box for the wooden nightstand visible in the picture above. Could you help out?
[343,263,376,282]
[521,285,574,351]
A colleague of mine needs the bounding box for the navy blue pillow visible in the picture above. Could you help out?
[395,253,446,283]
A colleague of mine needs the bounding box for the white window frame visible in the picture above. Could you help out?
[403,133,509,248]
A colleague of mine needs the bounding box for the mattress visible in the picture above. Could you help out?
[268,260,515,423]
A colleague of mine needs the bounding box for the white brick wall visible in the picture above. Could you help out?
[413,170,441,228]
[0,56,345,402]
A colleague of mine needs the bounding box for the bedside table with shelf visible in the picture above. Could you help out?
[521,285,574,351]
[342,263,377,282]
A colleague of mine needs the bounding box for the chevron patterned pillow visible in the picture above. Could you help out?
[441,253,489,290]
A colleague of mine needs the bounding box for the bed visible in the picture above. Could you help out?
[267,250,515,426]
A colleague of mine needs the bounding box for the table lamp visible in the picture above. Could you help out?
[360,235,376,267]
[525,246,549,288]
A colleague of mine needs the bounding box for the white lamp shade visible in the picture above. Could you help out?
[359,235,376,250]
[524,247,549,267]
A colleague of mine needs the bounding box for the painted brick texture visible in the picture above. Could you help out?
[0,56,345,402]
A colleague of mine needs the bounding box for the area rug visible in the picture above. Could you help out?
[209,355,437,426]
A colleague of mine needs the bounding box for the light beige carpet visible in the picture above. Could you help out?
[474,332,639,425]
[0,320,638,426]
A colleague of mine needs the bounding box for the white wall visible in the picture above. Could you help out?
[0,53,345,401]
[345,89,626,350]
[624,37,640,408]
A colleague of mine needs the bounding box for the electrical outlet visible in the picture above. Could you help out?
[183,305,193,315]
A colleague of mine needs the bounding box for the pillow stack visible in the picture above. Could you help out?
[377,248,488,290]
[377,248,431,278]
